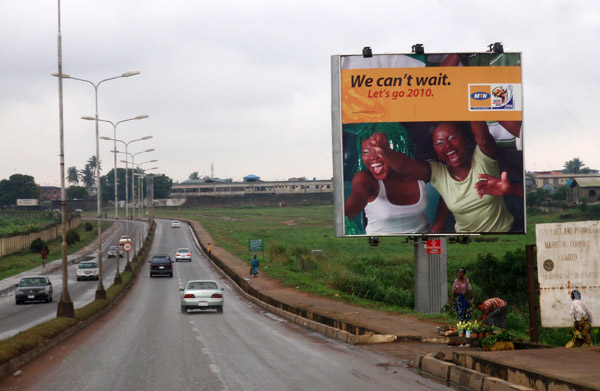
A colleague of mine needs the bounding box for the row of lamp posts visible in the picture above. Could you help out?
[54,0,156,316]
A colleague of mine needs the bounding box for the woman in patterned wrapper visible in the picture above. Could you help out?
[344,123,433,235]
[566,290,593,348]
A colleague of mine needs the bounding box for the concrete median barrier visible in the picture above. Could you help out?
[449,365,488,391]
[483,376,534,391]
[421,356,455,381]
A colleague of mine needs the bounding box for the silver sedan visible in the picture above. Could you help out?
[180,280,224,313]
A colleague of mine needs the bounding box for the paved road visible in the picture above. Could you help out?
[0,220,451,390]
[0,220,146,340]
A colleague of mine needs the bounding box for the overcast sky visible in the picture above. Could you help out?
[1,0,599,186]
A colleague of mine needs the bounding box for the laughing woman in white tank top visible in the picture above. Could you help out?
[345,123,431,234]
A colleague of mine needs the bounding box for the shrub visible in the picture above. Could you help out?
[66,230,80,245]
[30,237,47,253]
[85,222,93,231]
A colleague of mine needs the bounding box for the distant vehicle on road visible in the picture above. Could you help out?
[171,221,180,228]
[107,245,124,258]
[180,280,224,313]
[74,209,83,213]
[77,261,99,281]
[15,276,53,304]
[149,255,173,278]
[119,235,131,245]
[175,248,192,262]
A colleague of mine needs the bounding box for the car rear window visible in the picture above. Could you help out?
[152,257,171,264]
[177,249,189,253]
[187,281,218,290]
[19,278,47,287]
[79,262,98,269]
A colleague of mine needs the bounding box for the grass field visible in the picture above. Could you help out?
[0,216,57,237]
[0,221,112,280]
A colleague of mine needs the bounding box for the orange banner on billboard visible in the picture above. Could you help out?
[341,67,522,123]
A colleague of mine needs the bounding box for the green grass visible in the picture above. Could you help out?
[0,216,57,237]
[0,221,112,280]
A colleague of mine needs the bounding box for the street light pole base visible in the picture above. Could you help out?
[95,289,107,301]
[124,262,132,272]
[56,301,75,318]
[114,274,122,285]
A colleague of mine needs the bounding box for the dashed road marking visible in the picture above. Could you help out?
[209,364,220,373]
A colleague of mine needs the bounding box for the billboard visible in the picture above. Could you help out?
[536,221,600,327]
[16,199,39,206]
[331,52,525,236]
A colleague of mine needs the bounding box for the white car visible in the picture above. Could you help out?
[180,280,224,313]
[77,260,99,281]
[175,248,192,262]
[171,221,180,228]
[119,235,131,245]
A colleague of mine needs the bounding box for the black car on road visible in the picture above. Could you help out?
[149,255,174,278]
[15,276,53,304]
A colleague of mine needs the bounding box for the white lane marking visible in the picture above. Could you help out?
[196,336,202,342]
[189,321,195,325]
[209,364,220,373]
[201,348,209,354]
[192,327,198,332]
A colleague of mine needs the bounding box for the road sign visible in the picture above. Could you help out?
[249,239,263,252]
[426,239,441,254]
[122,242,133,252]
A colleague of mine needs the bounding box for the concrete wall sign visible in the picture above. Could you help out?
[536,221,599,327]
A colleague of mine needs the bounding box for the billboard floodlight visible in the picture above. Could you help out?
[362,47,372,58]
[488,42,504,53]
[412,43,424,54]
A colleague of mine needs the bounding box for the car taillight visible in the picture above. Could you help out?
[211,293,223,298]
[186,254,191,256]
[184,294,195,298]
[176,253,180,257]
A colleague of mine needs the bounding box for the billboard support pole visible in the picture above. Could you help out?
[526,244,538,343]
[414,237,447,314]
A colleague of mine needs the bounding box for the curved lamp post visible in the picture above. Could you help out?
[57,71,139,301]
[101,137,152,271]
[87,115,148,284]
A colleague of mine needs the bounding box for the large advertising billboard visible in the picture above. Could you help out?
[331,52,525,236]
[536,221,599,327]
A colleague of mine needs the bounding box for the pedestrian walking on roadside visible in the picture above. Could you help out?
[566,290,593,348]
[475,297,508,330]
[41,247,48,267]
[450,268,472,321]
[207,242,212,255]
[251,255,259,278]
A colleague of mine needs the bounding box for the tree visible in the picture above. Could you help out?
[87,155,101,177]
[66,186,89,200]
[80,165,95,189]
[563,158,585,174]
[67,166,80,186]
[189,172,199,180]
[152,174,173,199]
[0,174,40,206]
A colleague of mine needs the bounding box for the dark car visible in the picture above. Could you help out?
[15,276,53,304]
[149,255,173,278]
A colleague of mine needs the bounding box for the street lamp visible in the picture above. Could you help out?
[87,114,148,284]
[57,70,140,300]
[101,137,152,271]
[133,162,158,219]
[54,0,74,317]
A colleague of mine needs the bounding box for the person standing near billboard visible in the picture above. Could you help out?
[566,290,593,348]
[364,121,522,233]
[344,123,432,234]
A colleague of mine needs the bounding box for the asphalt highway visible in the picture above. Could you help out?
[0,220,146,340]
[0,220,452,390]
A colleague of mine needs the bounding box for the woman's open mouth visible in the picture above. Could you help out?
[370,162,384,175]
[446,150,460,164]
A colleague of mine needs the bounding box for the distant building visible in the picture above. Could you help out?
[38,186,60,201]
[568,177,600,204]
[531,172,600,189]
[171,178,333,198]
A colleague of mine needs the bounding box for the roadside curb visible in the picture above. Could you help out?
[417,353,535,391]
